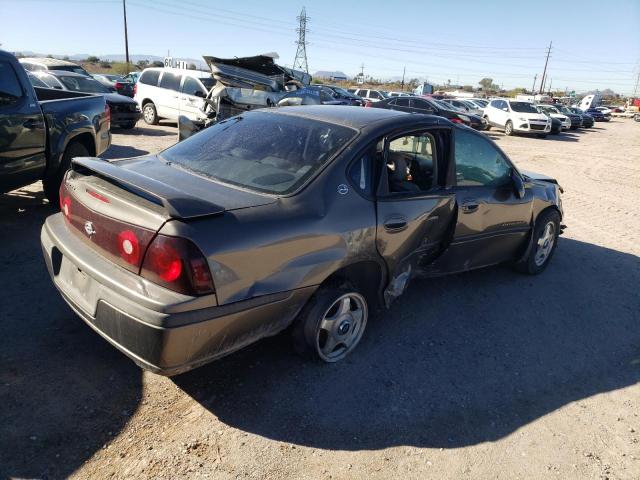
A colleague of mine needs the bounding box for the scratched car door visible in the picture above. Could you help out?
[375,129,455,304]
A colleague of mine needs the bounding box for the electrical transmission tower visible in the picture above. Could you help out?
[293,7,309,73]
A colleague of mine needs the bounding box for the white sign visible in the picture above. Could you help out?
[164,57,189,69]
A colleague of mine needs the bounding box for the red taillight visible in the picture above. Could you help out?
[117,230,141,265]
[105,104,111,130]
[141,235,214,296]
[450,117,463,124]
[59,182,72,218]
[133,83,137,96]
[86,188,110,203]
[114,82,124,89]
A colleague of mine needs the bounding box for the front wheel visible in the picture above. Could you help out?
[504,120,514,136]
[515,209,561,275]
[142,102,158,125]
[293,282,368,363]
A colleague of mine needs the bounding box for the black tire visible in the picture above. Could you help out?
[515,209,561,275]
[119,121,137,130]
[43,142,89,206]
[292,281,368,363]
[142,102,158,125]
[504,120,514,136]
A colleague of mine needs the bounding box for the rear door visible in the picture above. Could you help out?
[179,76,206,121]
[156,71,182,120]
[375,128,455,304]
[0,58,46,193]
[428,128,533,274]
[409,98,437,115]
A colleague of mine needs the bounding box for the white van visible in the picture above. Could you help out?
[134,67,215,124]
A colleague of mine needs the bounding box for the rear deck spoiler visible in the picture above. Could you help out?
[71,157,225,219]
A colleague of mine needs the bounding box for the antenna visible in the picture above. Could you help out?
[293,7,309,74]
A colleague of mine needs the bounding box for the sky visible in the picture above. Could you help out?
[1,0,639,94]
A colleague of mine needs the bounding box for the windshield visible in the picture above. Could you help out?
[59,75,111,93]
[473,99,488,107]
[160,112,357,194]
[52,65,90,76]
[539,105,560,114]
[435,99,462,112]
[331,86,354,97]
[559,106,573,114]
[510,101,538,113]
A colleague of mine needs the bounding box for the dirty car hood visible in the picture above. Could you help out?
[521,170,564,192]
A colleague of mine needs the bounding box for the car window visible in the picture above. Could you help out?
[386,133,436,193]
[159,72,182,91]
[37,73,62,89]
[455,129,511,187]
[356,89,367,97]
[27,73,48,88]
[182,76,205,96]
[320,89,335,102]
[139,70,160,86]
[59,75,110,93]
[411,99,435,111]
[160,111,357,195]
[395,97,410,107]
[369,91,382,100]
[0,61,24,106]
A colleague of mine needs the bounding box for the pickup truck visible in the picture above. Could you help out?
[0,50,110,204]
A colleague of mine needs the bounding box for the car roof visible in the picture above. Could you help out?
[264,105,446,130]
[20,57,82,67]
[38,70,90,78]
[142,67,211,78]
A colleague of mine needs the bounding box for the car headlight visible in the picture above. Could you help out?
[518,117,528,122]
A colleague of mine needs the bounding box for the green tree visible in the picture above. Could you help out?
[137,59,149,69]
[86,55,100,63]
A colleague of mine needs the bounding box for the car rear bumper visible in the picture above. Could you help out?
[41,214,315,375]
[111,111,141,125]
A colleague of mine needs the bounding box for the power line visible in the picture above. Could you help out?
[293,7,309,74]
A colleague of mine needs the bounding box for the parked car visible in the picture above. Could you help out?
[19,57,90,76]
[277,86,348,106]
[634,113,640,122]
[123,71,140,84]
[134,67,216,124]
[582,107,609,121]
[483,99,551,137]
[92,74,135,98]
[321,85,365,106]
[41,105,563,375]
[567,107,594,128]
[469,98,488,108]
[556,105,588,128]
[32,70,140,129]
[536,104,571,130]
[442,98,483,116]
[370,96,488,130]
[387,91,411,97]
[351,88,388,103]
[0,50,110,203]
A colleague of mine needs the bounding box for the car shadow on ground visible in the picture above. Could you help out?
[102,144,151,159]
[112,124,175,137]
[0,189,142,480]
[174,237,639,451]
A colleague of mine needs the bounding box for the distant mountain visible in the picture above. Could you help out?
[11,51,208,68]
[313,70,349,80]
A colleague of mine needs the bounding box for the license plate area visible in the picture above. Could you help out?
[57,254,100,316]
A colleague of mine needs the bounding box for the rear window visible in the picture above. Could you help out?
[139,70,160,86]
[159,72,182,91]
[0,61,24,105]
[159,112,357,194]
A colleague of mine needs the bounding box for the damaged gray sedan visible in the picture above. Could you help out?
[41,106,563,375]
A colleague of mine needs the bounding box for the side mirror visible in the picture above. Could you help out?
[511,169,525,199]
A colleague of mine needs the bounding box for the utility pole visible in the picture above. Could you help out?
[531,74,537,95]
[401,66,406,91]
[539,40,552,94]
[548,78,553,95]
[293,7,309,74]
[122,0,130,71]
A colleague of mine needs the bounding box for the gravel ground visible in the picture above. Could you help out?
[1,119,638,480]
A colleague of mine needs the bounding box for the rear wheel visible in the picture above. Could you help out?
[43,142,89,206]
[515,209,560,275]
[293,282,368,363]
[504,120,514,136]
[142,102,158,125]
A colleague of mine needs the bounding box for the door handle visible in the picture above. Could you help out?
[23,118,43,129]
[384,216,408,232]
[461,201,479,213]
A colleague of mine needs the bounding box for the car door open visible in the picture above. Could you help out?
[374,129,456,305]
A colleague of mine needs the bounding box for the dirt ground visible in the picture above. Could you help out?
[1,119,638,480]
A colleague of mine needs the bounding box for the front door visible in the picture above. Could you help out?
[157,71,182,120]
[427,128,533,274]
[179,77,206,121]
[375,129,455,304]
[0,59,46,193]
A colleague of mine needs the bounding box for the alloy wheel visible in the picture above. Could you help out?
[534,221,556,267]
[315,293,367,362]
